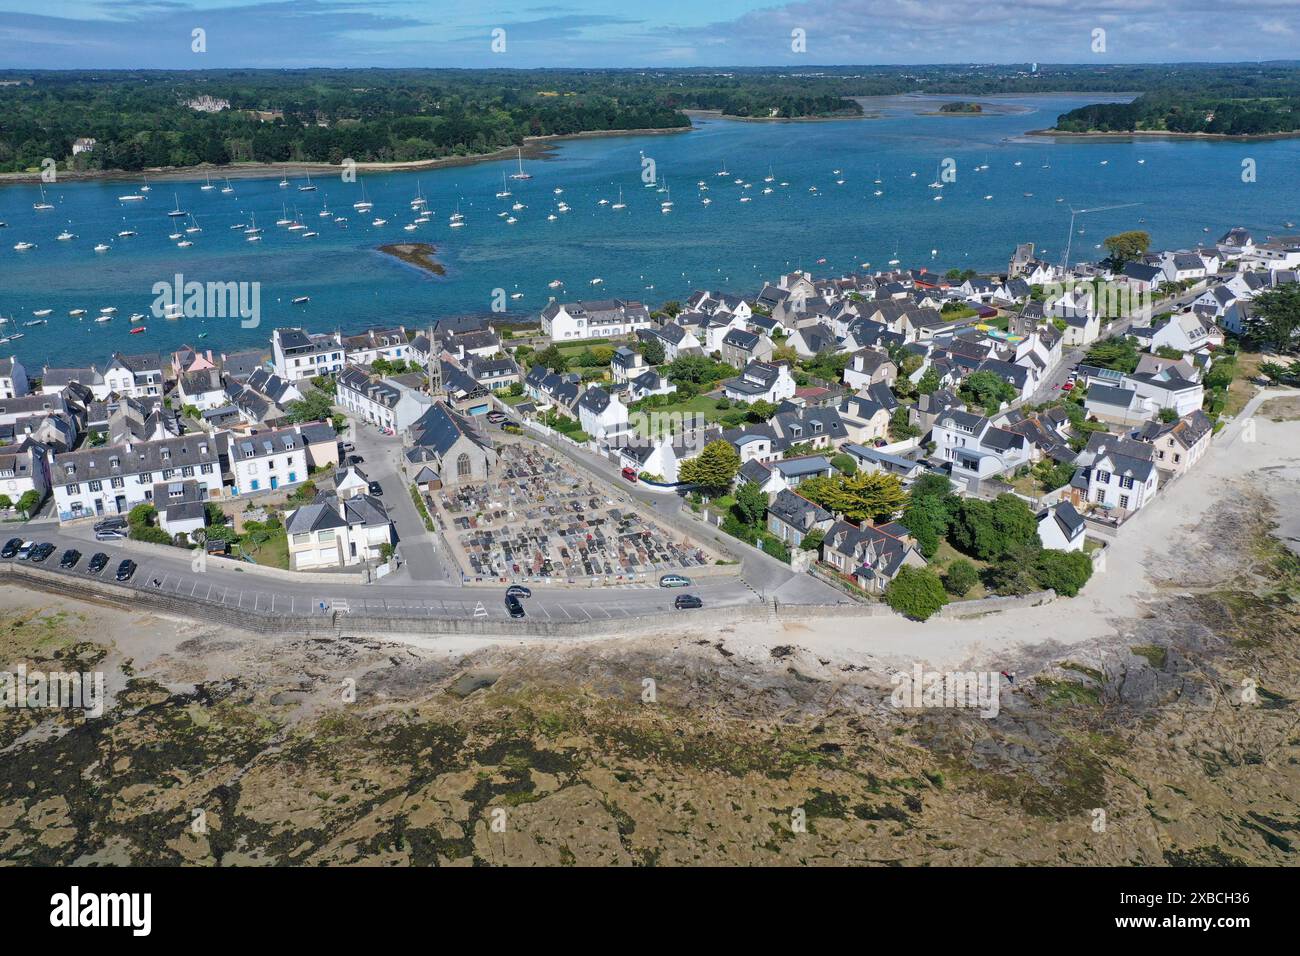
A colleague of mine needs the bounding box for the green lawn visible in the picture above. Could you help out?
[246,530,290,570]
[628,393,735,429]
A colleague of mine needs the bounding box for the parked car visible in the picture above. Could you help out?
[58,549,81,569]
[1,538,22,559]
[95,528,127,542]
[367,481,383,496]
[29,543,56,563]
[621,466,639,483]
[346,454,365,466]
[1061,381,1075,392]
[505,584,531,599]
[115,559,137,582]
[486,411,507,424]
[659,574,692,588]
[87,553,110,574]
[94,516,128,532]
[505,594,526,619]
[674,594,703,610]
[340,441,356,453]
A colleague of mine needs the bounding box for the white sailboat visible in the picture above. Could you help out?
[509,146,532,180]
[221,177,235,194]
[353,182,373,212]
[168,193,187,217]
[33,185,53,211]
[201,173,215,192]
[611,188,626,210]
[495,172,512,199]
[299,171,317,192]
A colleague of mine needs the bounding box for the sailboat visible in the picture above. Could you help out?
[201,173,215,192]
[168,193,187,217]
[410,181,427,208]
[33,185,53,211]
[353,182,373,212]
[139,177,151,193]
[244,214,263,236]
[221,177,235,194]
[279,175,290,188]
[276,205,292,227]
[764,165,775,183]
[298,172,317,192]
[660,183,672,211]
[611,188,626,210]
[448,202,465,227]
[874,165,883,185]
[509,147,532,180]
[184,213,202,234]
[495,173,512,199]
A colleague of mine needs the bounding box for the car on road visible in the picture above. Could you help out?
[659,573,692,588]
[87,553,110,575]
[621,466,639,483]
[1061,381,1075,392]
[367,481,383,496]
[29,543,56,563]
[1,538,22,559]
[674,594,703,610]
[115,559,137,582]
[505,594,526,618]
[486,410,507,424]
[340,441,356,453]
[95,527,127,541]
[59,549,81,569]
[346,454,365,466]
[505,584,531,598]
[94,516,128,532]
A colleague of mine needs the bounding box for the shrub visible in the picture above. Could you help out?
[884,566,949,621]
[1032,549,1094,597]
[942,559,979,597]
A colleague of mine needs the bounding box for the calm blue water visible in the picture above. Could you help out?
[1,93,1298,368]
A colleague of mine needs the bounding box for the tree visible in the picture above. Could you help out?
[1032,549,1094,597]
[639,337,665,366]
[0,495,11,511]
[532,344,568,372]
[885,566,949,621]
[1158,407,1179,423]
[733,480,768,527]
[1084,337,1141,373]
[959,370,1016,414]
[17,490,41,517]
[285,390,335,425]
[950,494,1038,561]
[916,366,941,395]
[1243,283,1300,353]
[800,528,825,551]
[942,559,979,597]
[800,471,907,524]
[747,399,778,422]
[679,440,740,494]
[830,452,858,475]
[888,407,920,440]
[1102,230,1150,268]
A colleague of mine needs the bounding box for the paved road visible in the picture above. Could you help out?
[345,421,455,583]
[5,521,762,624]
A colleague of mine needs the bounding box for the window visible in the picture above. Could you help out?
[88,480,102,492]
[319,530,335,542]
[1173,454,1181,464]
[1119,494,1130,510]
[182,466,194,477]
[200,464,213,475]
[111,477,124,489]
[292,533,311,545]
[250,479,260,491]
[66,483,80,494]
[456,453,472,478]
[1119,475,1134,490]
[1096,470,1111,484]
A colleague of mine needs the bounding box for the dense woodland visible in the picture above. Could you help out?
[2,63,1299,173]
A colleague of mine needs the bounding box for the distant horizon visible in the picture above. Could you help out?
[2,0,1298,70]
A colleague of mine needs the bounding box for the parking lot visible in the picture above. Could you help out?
[432,448,716,584]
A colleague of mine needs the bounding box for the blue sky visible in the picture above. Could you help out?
[0,0,1297,69]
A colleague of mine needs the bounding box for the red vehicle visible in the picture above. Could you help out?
[1061,381,1075,392]
[620,466,639,483]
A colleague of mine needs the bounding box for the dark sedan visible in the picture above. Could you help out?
[505,594,526,618]
[58,549,82,570]
[674,594,703,610]
[0,538,21,559]
[87,553,110,574]
[28,543,56,563]
[115,559,137,582]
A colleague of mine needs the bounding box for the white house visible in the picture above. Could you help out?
[1037,501,1087,552]
[272,328,346,381]
[227,426,310,496]
[0,443,48,507]
[1151,313,1218,354]
[616,437,679,483]
[540,299,652,342]
[0,357,29,399]
[1085,442,1159,516]
[176,368,226,411]
[722,361,796,405]
[104,352,164,398]
[643,322,701,362]
[50,433,224,522]
[932,410,1032,481]
[575,386,628,441]
[1161,252,1209,284]
[336,365,433,434]
[285,492,393,570]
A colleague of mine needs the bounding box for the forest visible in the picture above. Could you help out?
[3,63,1300,173]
